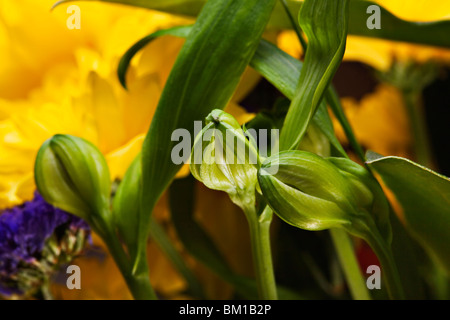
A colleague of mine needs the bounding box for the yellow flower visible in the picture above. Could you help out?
[333,84,412,159]
[0,0,191,208]
[277,30,304,60]
[344,37,450,72]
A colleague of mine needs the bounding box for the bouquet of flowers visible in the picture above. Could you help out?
[1,0,449,301]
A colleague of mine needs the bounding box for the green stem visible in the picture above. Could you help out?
[402,90,434,169]
[280,0,307,50]
[242,205,278,300]
[428,259,450,300]
[104,230,157,300]
[325,87,366,163]
[362,228,405,300]
[148,216,205,299]
[330,228,371,300]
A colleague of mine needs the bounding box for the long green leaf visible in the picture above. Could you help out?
[53,0,450,48]
[366,152,450,274]
[388,208,427,299]
[250,40,298,100]
[280,0,349,151]
[112,154,142,261]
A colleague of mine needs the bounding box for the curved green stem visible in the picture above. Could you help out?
[362,229,405,300]
[280,0,307,50]
[242,205,278,300]
[330,228,372,300]
[402,90,434,169]
[104,230,157,300]
[325,87,366,162]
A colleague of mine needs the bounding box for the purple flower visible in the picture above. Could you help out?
[0,191,90,297]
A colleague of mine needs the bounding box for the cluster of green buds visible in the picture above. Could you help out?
[189,109,398,300]
[189,109,391,244]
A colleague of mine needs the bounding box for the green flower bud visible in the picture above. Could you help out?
[190,109,260,208]
[34,134,111,232]
[327,157,392,242]
[258,150,393,246]
[258,150,356,231]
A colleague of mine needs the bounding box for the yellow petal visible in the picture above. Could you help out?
[0,173,34,210]
[224,102,255,125]
[373,0,450,22]
[105,134,144,181]
[334,84,412,158]
[87,72,126,153]
[120,73,161,140]
[231,67,261,103]
[344,36,393,72]
[277,30,303,59]
[136,36,185,86]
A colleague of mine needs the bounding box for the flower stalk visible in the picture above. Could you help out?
[190,109,278,300]
[242,204,278,300]
[357,220,405,300]
[103,228,157,300]
[330,228,372,300]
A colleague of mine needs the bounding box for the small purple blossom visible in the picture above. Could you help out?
[0,191,90,297]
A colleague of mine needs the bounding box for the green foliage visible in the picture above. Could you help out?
[367,153,450,275]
